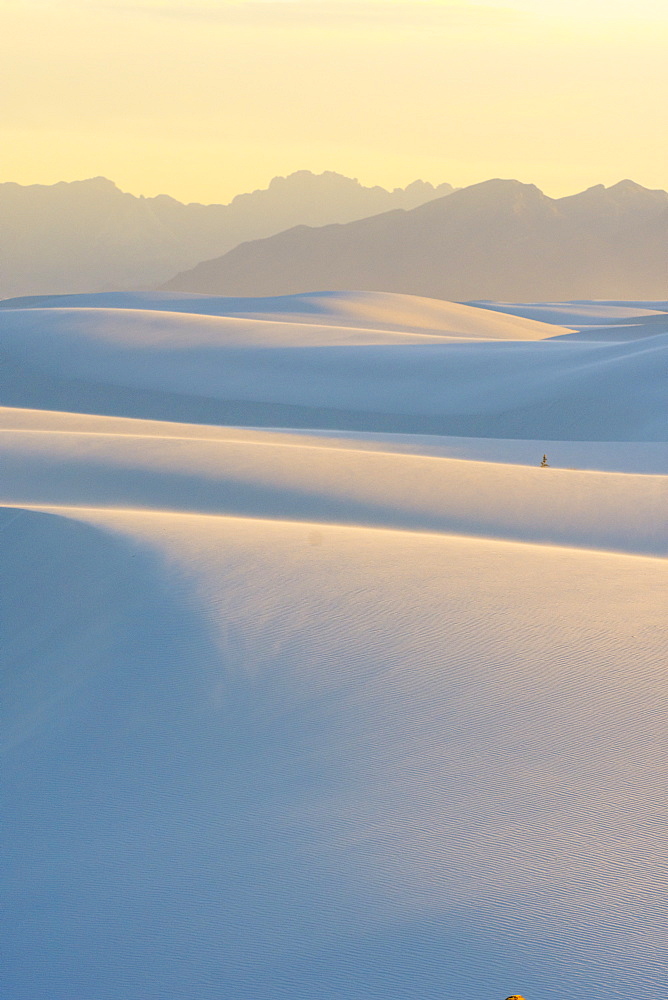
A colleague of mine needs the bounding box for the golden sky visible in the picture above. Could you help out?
[2,0,667,202]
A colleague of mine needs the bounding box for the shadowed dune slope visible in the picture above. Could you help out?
[3,506,667,1000]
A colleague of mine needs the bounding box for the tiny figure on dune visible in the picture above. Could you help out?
[540,454,549,467]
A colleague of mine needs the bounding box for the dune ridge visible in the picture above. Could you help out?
[1,415,665,556]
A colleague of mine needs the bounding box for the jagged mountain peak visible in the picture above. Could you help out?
[0,170,455,298]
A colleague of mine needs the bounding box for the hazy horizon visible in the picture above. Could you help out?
[4,168,667,206]
[1,169,454,206]
[2,0,666,204]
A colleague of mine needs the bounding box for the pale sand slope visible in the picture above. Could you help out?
[2,292,667,1000]
[0,411,665,554]
[3,507,667,1000]
[3,405,666,474]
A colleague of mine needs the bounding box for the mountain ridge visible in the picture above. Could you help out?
[0,171,454,299]
[163,178,668,301]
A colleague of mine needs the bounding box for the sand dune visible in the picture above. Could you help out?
[0,289,570,337]
[0,292,664,439]
[3,291,667,1000]
[469,300,668,342]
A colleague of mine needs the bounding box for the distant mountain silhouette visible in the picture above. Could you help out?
[0,172,453,298]
[163,179,668,301]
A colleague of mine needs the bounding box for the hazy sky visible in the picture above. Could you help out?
[2,0,666,202]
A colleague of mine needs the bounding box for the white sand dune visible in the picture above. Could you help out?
[0,292,664,439]
[468,300,668,343]
[2,291,667,1000]
[0,289,571,337]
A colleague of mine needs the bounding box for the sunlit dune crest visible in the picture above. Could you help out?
[3,291,667,1000]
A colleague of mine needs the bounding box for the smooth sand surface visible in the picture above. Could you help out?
[0,292,664,439]
[2,292,667,1000]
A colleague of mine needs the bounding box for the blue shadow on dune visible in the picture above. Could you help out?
[2,508,663,1000]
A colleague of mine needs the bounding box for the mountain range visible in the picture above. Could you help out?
[164,178,668,302]
[0,172,453,299]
